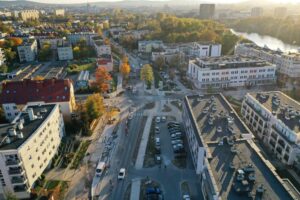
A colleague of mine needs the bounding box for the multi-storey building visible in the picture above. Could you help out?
[38,37,64,50]
[274,7,287,18]
[151,46,184,64]
[187,56,276,89]
[235,43,300,78]
[19,10,39,21]
[138,40,163,53]
[251,7,264,17]
[57,42,73,61]
[186,42,221,58]
[0,79,76,122]
[0,104,64,199]
[0,48,5,66]
[241,91,300,167]
[91,36,111,57]
[67,32,97,46]
[182,94,298,200]
[17,39,37,63]
[54,9,65,16]
[76,70,90,90]
[97,55,113,72]
[199,4,215,19]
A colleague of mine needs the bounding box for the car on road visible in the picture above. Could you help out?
[155,126,160,134]
[171,139,183,145]
[118,168,126,180]
[95,161,106,177]
[156,117,161,123]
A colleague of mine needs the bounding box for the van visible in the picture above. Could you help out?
[95,161,106,177]
[155,138,160,146]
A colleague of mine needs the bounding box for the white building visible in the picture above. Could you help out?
[38,38,64,50]
[187,56,276,89]
[182,94,296,200]
[186,42,221,58]
[0,48,5,66]
[241,91,300,167]
[54,9,65,16]
[138,40,163,53]
[91,36,111,57]
[67,32,97,46]
[17,40,37,63]
[235,43,300,78]
[57,42,73,61]
[19,10,39,21]
[0,104,64,199]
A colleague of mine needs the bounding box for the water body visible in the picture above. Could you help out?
[231,29,300,53]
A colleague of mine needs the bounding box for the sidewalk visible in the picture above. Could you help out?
[130,178,141,200]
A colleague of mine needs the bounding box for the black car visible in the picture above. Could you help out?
[168,128,181,133]
[168,124,181,129]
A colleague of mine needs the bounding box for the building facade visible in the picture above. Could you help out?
[0,79,76,122]
[0,104,64,199]
[17,40,37,63]
[38,38,64,50]
[54,9,65,16]
[57,42,73,61]
[251,7,264,17]
[187,42,221,58]
[187,56,276,89]
[138,40,163,53]
[91,36,111,57]
[199,4,215,19]
[241,92,300,166]
[0,48,5,66]
[19,10,39,21]
[67,32,97,46]
[235,43,300,78]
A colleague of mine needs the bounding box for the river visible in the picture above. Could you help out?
[231,29,300,53]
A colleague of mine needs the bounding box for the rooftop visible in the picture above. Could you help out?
[0,78,73,105]
[185,94,295,200]
[249,91,300,133]
[192,55,274,70]
[0,104,55,151]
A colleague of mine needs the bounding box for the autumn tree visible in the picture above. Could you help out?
[38,43,51,61]
[95,67,112,93]
[119,56,131,78]
[33,76,45,80]
[4,48,17,64]
[9,37,23,46]
[140,64,154,88]
[154,56,165,71]
[85,93,105,121]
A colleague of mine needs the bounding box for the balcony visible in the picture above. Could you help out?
[13,184,27,192]
[6,159,22,166]
[11,176,27,185]
[9,167,24,175]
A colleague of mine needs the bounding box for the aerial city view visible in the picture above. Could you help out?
[0,0,300,199]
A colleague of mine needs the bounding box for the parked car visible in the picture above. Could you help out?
[155,137,160,146]
[128,114,133,120]
[171,132,183,139]
[183,194,191,200]
[168,121,180,125]
[155,154,162,164]
[173,143,184,149]
[161,116,166,122]
[168,123,181,128]
[171,139,183,145]
[155,127,160,134]
[146,187,161,194]
[156,117,161,123]
[169,129,182,134]
[118,168,126,180]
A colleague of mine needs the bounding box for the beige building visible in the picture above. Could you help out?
[54,9,65,16]
[0,104,65,199]
[19,10,39,21]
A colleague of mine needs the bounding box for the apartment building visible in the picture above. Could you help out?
[241,92,300,167]
[67,32,97,46]
[97,55,113,72]
[17,39,37,63]
[19,10,39,21]
[38,37,64,50]
[0,48,5,66]
[54,9,65,16]
[199,4,215,19]
[91,36,111,57]
[187,56,276,89]
[0,79,76,122]
[138,40,163,53]
[235,43,300,78]
[182,94,297,200]
[186,42,221,58]
[151,46,184,64]
[0,104,64,199]
[251,7,264,17]
[57,42,73,61]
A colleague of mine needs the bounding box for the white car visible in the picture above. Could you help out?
[161,116,166,122]
[155,117,161,123]
[155,126,160,134]
[183,195,191,200]
[118,168,126,180]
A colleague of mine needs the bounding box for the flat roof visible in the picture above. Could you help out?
[249,91,300,133]
[185,94,295,200]
[0,104,55,151]
[192,56,274,70]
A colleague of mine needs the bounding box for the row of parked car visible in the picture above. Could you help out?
[167,121,185,153]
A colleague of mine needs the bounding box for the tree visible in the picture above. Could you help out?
[169,54,181,69]
[5,191,18,200]
[0,64,8,73]
[38,43,52,61]
[9,37,23,46]
[34,76,45,80]
[140,64,154,88]
[85,93,105,121]
[154,56,165,71]
[4,48,16,64]
[95,67,112,93]
[119,56,131,78]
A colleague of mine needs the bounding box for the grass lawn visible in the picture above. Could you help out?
[143,118,156,168]
[67,62,96,74]
[70,140,91,169]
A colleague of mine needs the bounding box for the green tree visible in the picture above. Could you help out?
[140,64,154,88]
[85,93,105,121]
[4,48,16,64]
[38,43,51,61]
[0,64,8,73]
[154,56,165,71]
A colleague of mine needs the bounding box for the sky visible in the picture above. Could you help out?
[24,0,300,4]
